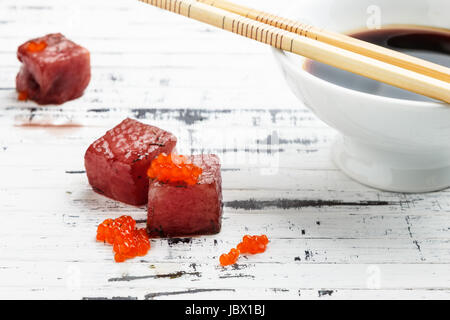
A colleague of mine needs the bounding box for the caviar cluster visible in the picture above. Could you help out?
[220,234,269,266]
[26,40,47,53]
[96,215,150,262]
[219,248,240,266]
[147,153,202,186]
[237,235,269,254]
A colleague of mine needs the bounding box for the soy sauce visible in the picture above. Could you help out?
[304,26,450,102]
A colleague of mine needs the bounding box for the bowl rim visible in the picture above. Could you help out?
[272,47,449,110]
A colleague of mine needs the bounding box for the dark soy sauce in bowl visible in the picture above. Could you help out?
[304,26,450,102]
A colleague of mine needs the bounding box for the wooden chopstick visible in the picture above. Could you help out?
[138,0,450,103]
[198,0,450,83]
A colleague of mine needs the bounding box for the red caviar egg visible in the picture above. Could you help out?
[96,215,151,262]
[219,248,240,266]
[257,235,269,245]
[147,153,202,186]
[219,234,269,266]
[18,91,28,101]
[238,234,268,254]
[219,253,229,266]
[114,253,126,263]
[26,40,47,53]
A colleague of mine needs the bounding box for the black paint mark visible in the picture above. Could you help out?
[144,288,235,299]
[305,250,313,261]
[225,199,395,210]
[270,288,289,292]
[231,263,249,270]
[301,229,306,235]
[159,78,170,86]
[294,256,301,261]
[167,237,192,245]
[108,271,200,282]
[256,133,319,146]
[82,296,138,300]
[130,108,231,125]
[269,109,280,123]
[127,108,315,128]
[176,109,208,125]
[65,170,86,174]
[190,147,284,154]
[219,274,255,279]
[109,74,123,82]
[131,108,156,120]
[318,290,334,297]
[23,6,52,10]
[405,216,425,261]
[302,149,319,154]
[413,240,422,252]
[82,296,136,300]
[29,107,37,121]
[87,108,110,113]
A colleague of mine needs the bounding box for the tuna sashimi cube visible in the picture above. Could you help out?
[147,154,223,237]
[16,33,91,105]
[84,118,177,205]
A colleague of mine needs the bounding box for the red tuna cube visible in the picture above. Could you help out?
[16,33,91,105]
[84,118,177,205]
[147,154,223,237]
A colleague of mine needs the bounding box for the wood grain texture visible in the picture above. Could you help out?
[197,0,450,82]
[0,0,449,300]
[136,0,450,103]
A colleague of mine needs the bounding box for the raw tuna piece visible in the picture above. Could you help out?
[16,33,91,105]
[84,118,177,205]
[147,154,223,237]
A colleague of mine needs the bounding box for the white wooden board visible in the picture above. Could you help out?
[0,0,449,300]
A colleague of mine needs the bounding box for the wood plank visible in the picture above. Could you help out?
[0,0,449,299]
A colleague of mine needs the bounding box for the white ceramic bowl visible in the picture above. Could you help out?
[272,0,450,192]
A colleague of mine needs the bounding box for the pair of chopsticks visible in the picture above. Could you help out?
[139,0,450,103]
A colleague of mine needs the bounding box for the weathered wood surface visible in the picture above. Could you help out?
[0,0,449,300]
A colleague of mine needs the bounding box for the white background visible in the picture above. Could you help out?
[0,0,449,299]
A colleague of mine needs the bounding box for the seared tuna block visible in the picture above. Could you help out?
[147,154,223,237]
[84,118,177,205]
[16,33,91,105]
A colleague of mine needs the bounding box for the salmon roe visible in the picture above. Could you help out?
[147,153,202,186]
[26,40,47,53]
[219,248,240,266]
[219,234,269,266]
[17,91,28,101]
[237,235,269,254]
[96,215,150,263]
